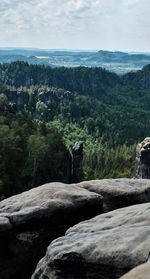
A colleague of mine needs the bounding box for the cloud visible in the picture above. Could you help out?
[0,0,101,28]
[0,0,103,43]
[0,0,150,51]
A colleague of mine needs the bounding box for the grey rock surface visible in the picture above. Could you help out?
[0,182,103,279]
[72,141,84,183]
[77,178,150,212]
[32,202,150,279]
[120,262,150,279]
[38,88,58,104]
[135,137,150,178]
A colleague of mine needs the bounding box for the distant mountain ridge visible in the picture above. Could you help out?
[1,49,150,74]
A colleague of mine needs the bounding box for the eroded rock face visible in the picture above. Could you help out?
[0,182,103,279]
[77,178,150,212]
[7,89,29,106]
[72,141,84,183]
[38,89,58,104]
[32,203,150,279]
[135,137,150,178]
[120,262,150,279]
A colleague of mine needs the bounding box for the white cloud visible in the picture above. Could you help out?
[0,0,101,27]
[0,0,150,51]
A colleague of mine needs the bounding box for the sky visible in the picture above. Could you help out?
[0,0,150,51]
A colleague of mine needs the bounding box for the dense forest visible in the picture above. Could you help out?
[1,61,150,198]
[0,112,71,199]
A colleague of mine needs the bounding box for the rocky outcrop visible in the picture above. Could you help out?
[6,86,74,109]
[135,137,150,178]
[32,202,150,279]
[0,182,103,279]
[120,262,150,279]
[38,89,58,104]
[72,141,84,182]
[77,178,150,212]
[7,89,29,106]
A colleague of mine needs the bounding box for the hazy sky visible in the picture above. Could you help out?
[0,0,149,51]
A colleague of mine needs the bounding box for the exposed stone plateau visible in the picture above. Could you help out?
[0,182,103,279]
[77,178,150,212]
[32,202,150,279]
[2,178,150,279]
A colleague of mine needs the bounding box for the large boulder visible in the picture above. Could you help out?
[77,178,150,212]
[32,202,150,279]
[0,182,103,279]
[120,262,150,279]
[135,137,150,178]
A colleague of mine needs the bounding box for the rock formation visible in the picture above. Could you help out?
[135,137,150,178]
[120,262,150,279]
[72,141,84,182]
[0,182,103,279]
[38,88,58,104]
[32,202,150,279]
[77,178,150,212]
[7,88,29,107]
[6,87,74,110]
[2,178,150,279]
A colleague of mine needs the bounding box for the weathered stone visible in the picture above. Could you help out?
[77,178,150,212]
[7,89,29,106]
[32,203,150,279]
[135,137,150,178]
[120,262,150,279]
[17,89,29,106]
[0,182,103,279]
[38,89,58,104]
[72,141,84,182]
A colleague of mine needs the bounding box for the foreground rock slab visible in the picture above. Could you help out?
[120,262,150,279]
[77,178,150,211]
[0,182,103,279]
[32,202,150,279]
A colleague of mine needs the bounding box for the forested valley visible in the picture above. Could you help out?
[1,61,150,198]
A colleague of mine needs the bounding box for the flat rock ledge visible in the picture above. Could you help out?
[77,178,150,212]
[32,202,150,279]
[120,262,150,279]
[0,182,103,279]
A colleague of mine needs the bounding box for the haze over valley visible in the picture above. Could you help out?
[1,48,150,74]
